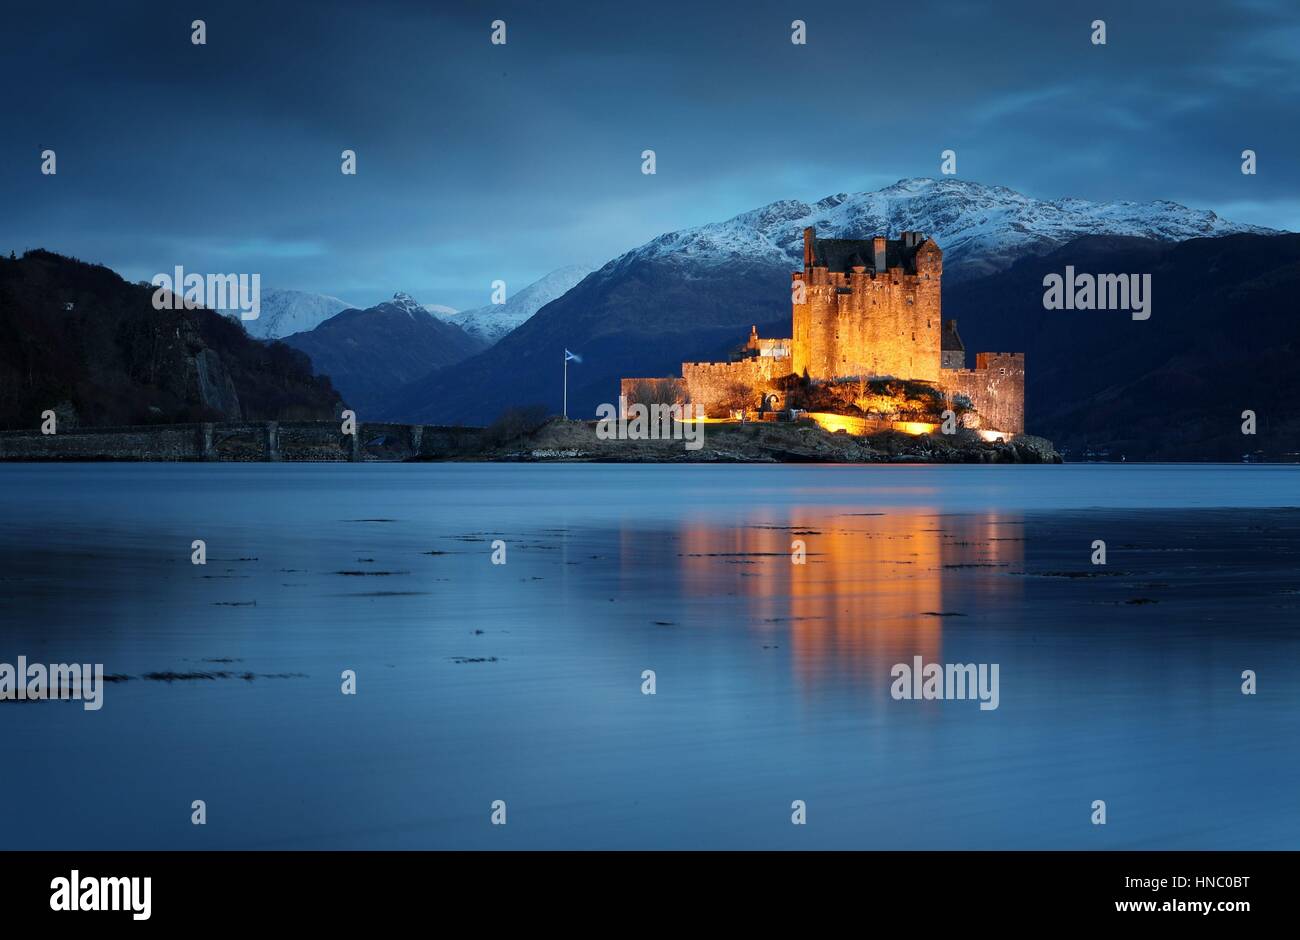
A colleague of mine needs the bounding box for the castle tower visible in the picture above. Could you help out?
[941,319,966,370]
[791,227,943,382]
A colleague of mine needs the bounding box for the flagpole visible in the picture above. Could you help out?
[563,351,568,420]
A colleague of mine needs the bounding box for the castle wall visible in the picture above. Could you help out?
[680,357,790,416]
[620,377,687,406]
[940,353,1025,435]
[792,245,942,383]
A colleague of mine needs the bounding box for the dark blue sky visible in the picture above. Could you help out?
[2,0,1295,309]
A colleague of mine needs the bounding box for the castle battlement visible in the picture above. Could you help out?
[797,268,926,288]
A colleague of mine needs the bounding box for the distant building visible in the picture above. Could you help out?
[621,228,1025,435]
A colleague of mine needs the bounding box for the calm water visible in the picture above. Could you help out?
[1,463,1298,849]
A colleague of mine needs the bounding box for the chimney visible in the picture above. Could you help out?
[803,227,815,268]
[873,236,887,273]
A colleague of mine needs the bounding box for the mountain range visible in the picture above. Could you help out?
[280,292,484,416]
[378,178,1278,427]
[430,264,595,345]
[616,177,1274,281]
[242,288,352,340]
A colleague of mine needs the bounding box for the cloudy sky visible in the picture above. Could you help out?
[1,0,1295,309]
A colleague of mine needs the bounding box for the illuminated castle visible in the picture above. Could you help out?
[621,228,1025,436]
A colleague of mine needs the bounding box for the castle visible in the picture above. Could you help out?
[620,227,1025,437]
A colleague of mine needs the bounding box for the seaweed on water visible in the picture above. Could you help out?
[1034,570,1126,578]
[141,670,308,682]
[338,591,430,597]
[144,671,233,681]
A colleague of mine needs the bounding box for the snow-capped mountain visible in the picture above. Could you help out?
[433,264,595,344]
[243,288,352,340]
[625,177,1279,281]
[387,291,436,319]
[282,292,484,414]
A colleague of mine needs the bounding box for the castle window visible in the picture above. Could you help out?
[1000,368,1006,375]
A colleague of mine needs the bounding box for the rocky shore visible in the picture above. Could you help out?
[482,418,1062,464]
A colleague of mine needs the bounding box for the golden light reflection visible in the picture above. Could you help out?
[669,507,1024,687]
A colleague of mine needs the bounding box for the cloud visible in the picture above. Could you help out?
[1,0,1296,302]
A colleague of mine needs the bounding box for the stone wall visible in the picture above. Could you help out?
[0,422,484,461]
[0,424,205,461]
[940,353,1025,435]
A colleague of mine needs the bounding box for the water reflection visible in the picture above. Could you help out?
[5,464,1300,849]
[670,508,1024,687]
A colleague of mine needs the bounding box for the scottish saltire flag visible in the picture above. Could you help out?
[565,349,582,363]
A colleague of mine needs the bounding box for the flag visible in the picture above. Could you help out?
[565,349,582,363]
